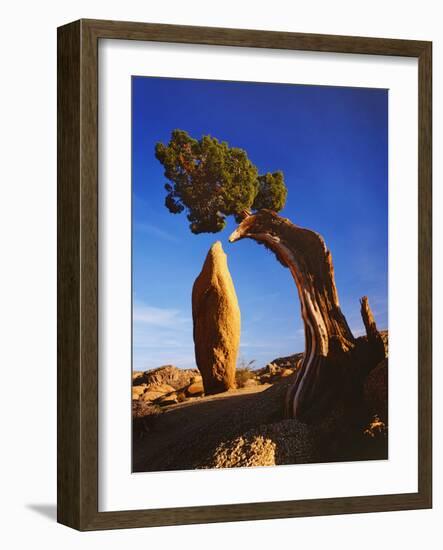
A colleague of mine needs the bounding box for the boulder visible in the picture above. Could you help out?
[270,353,304,370]
[265,363,280,376]
[192,242,240,394]
[140,383,176,403]
[186,382,204,397]
[255,354,303,378]
[280,369,295,378]
[136,365,198,390]
[132,385,147,399]
[141,391,165,402]
[132,372,146,386]
[157,393,178,406]
[149,383,176,394]
[205,434,277,468]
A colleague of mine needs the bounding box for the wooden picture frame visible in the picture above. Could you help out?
[57,19,432,530]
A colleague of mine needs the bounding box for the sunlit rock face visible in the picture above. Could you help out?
[192,241,240,395]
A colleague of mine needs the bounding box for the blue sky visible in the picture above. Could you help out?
[132,77,388,371]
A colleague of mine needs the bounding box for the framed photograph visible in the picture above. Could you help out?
[57,19,432,530]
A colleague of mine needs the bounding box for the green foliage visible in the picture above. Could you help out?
[155,129,287,234]
[252,171,287,212]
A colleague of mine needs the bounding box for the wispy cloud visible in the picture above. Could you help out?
[133,303,191,328]
[134,222,179,243]
[132,302,193,370]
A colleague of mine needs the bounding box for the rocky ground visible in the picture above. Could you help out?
[132,346,388,472]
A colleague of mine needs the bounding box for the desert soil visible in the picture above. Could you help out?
[133,381,290,472]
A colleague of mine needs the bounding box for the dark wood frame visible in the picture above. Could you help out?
[57,18,432,531]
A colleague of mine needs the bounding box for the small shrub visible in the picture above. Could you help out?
[236,358,257,388]
[236,367,255,388]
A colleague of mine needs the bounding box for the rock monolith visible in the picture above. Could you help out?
[192,241,240,394]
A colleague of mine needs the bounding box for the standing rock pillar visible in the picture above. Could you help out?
[192,241,240,394]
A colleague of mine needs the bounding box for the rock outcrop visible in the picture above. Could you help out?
[192,241,240,394]
[267,352,304,371]
[206,434,277,468]
[186,381,204,397]
[133,365,198,390]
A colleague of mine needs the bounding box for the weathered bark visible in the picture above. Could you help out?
[229,210,386,422]
[360,296,384,348]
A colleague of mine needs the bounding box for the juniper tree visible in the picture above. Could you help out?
[155,129,287,234]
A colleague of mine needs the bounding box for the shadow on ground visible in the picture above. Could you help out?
[133,376,293,471]
[26,504,57,522]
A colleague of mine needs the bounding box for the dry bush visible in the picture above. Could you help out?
[236,367,255,388]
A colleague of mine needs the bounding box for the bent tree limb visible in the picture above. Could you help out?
[229,210,386,423]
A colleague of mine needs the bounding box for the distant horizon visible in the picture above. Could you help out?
[132,76,388,371]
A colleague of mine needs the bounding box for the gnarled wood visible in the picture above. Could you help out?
[229,210,385,422]
[360,296,383,344]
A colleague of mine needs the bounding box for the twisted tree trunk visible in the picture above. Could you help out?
[229,210,386,423]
